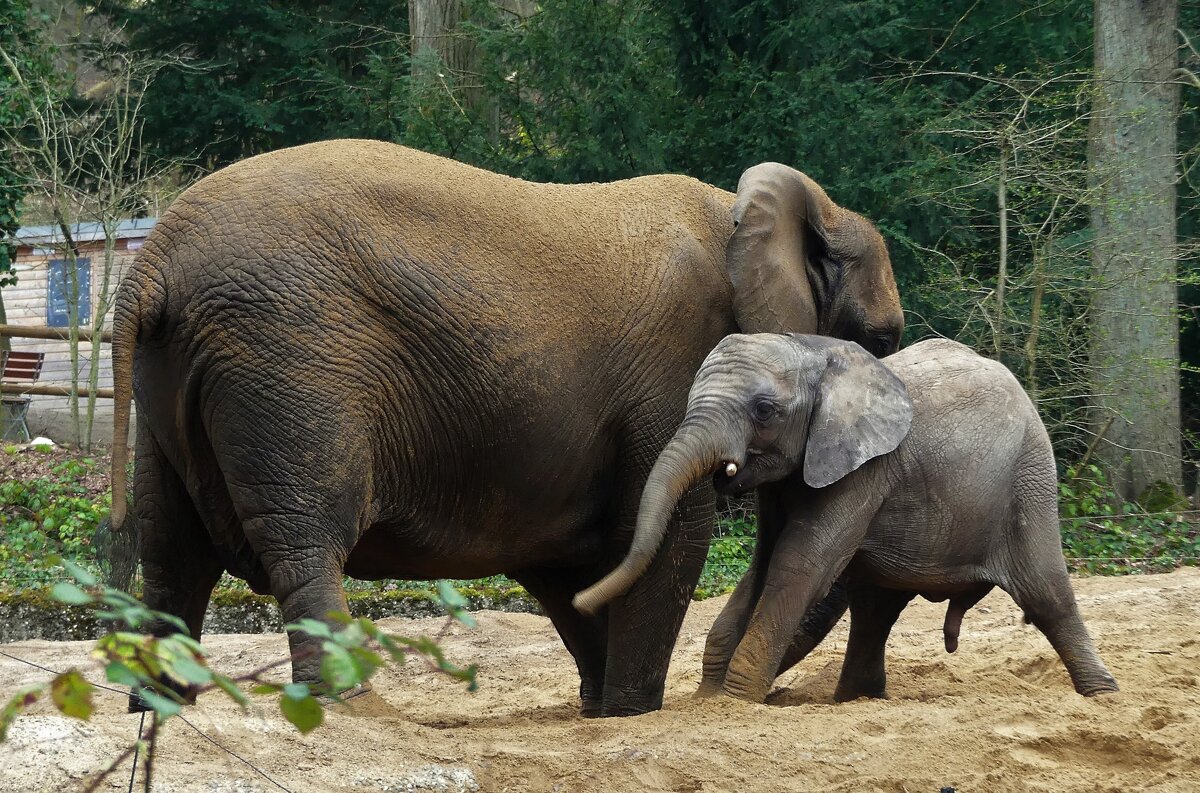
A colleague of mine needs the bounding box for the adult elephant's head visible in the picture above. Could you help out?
[725,163,902,358]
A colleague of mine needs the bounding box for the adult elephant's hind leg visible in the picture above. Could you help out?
[131,427,223,710]
[244,508,358,689]
[514,568,609,716]
[216,412,367,692]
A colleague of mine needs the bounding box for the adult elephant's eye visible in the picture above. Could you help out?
[752,399,777,423]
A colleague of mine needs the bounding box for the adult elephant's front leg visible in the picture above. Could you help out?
[600,485,713,717]
[513,567,609,716]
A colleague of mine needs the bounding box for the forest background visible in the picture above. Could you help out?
[1,0,1198,592]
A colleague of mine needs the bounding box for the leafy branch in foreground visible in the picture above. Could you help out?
[0,560,478,792]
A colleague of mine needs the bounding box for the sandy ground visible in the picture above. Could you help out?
[2,568,1199,793]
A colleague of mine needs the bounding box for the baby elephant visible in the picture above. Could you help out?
[575,334,1118,703]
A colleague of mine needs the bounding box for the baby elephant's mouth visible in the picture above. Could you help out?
[712,451,760,495]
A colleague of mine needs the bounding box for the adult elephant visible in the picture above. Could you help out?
[108,141,902,717]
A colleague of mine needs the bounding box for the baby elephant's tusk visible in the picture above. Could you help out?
[724,462,738,477]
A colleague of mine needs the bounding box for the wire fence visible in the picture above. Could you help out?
[0,499,1196,593]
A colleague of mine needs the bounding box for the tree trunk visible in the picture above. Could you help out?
[408,0,535,137]
[1087,0,1182,500]
[409,0,484,113]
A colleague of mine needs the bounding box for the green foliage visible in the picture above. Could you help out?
[1059,465,1199,575]
[695,505,756,599]
[0,560,478,784]
[93,0,413,169]
[0,457,110,586]
[0,0,54,285]
[2,0,1195,486]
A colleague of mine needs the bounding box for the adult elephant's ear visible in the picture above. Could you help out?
[726,163,835,334]
[799,337,913,488]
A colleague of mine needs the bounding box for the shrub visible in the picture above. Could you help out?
[1059,464,1199,574]
[0,457,110,587]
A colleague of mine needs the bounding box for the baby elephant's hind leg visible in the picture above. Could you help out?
[1005,509,1118,695]
[834,585,915,702]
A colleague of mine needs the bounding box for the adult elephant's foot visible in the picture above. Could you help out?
[832,681,887,702]
[319,682,402,717]
[597,682,664,717]
[315,679,374,707]
[579,678,604,717]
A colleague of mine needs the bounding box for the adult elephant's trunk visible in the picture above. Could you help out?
[573,426,728,616]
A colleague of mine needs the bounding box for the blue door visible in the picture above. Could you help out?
[47,258,91,327]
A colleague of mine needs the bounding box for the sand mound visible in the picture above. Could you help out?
[3,568,1199,792]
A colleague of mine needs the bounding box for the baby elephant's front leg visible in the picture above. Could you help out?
[698,568,761,696]
[721,526,859,702]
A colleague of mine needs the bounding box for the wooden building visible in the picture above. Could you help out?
[5,218,155,444]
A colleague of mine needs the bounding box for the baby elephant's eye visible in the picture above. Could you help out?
[752,399,777,423]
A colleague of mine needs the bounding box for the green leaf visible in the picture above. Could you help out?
[62,559,97,586]
[98,589,141,609]
[1,686,44,742]
[50,582,92,605]
[377,634,408,664]
[280,683,307,701]
[319,643,360,691]
[154,613,190,635]
[286,618,333,640]
[136,689,182,718]
[212,675,249,706]
[50,671,93,720]
[161,648,212,687]
[280,693,323,734]
[349,647,382,680]
[104,661,141,688]
[331,620,366,648]
[251,683,283,696]
[356,617,380,639]
[437,580,469,609]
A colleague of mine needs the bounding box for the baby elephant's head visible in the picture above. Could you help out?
[690,333,914,494]
[572,333,914,616]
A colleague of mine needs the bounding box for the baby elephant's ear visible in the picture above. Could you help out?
[803,341,913,488]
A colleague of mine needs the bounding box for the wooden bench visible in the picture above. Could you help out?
[1,350,46,442]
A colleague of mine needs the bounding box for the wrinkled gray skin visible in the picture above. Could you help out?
[107,142,903,717]
[576,334,1118,703]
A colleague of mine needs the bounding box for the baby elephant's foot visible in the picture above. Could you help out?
[694,679,724,699]
[1077,676,1119,697]
[720,674,771,704]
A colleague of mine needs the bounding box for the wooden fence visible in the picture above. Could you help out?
[0,324,115,399]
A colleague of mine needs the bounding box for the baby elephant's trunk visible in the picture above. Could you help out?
[573,428,725,615]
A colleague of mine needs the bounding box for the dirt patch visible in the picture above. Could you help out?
[0,445,112,502]
[3,568,1200,792]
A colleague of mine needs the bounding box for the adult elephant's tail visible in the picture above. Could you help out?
[109,257,166,530]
